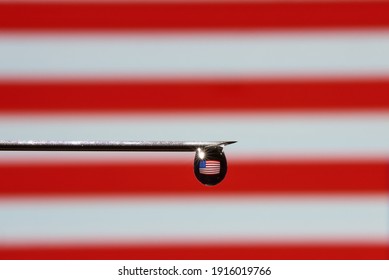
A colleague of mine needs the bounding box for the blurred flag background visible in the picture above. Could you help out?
[0,0,388,259]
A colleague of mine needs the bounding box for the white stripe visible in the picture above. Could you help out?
[0,113,388,160]
[1,31,389,79]
[0,196,387,245]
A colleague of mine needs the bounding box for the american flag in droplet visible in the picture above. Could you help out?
[199,160,220,175]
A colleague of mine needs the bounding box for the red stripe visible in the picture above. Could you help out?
[1,80,389,112]
[0,2,389,30]
[1,243,387,260]
[0,161,387,195]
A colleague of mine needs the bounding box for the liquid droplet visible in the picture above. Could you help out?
[194,146,227,186]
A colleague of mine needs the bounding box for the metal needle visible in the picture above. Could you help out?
[0,140,237,152]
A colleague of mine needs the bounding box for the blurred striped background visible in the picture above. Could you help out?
[0,0,388,259]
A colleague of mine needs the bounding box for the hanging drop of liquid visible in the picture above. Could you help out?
[194,146,227,186]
